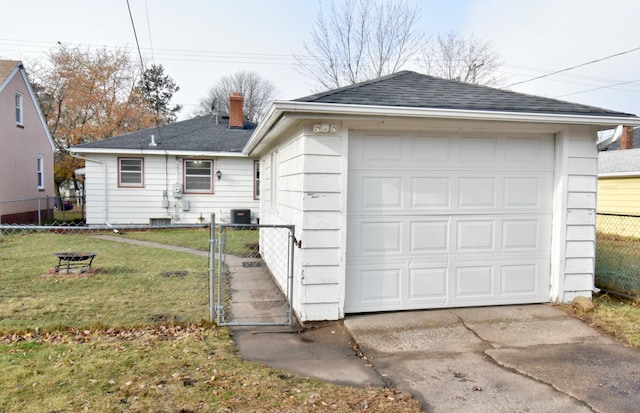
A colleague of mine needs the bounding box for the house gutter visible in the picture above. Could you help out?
[70,149,248,157]
[70,153,109,224]
[243,101,640,155]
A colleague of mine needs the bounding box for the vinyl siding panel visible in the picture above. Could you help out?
[598,177,640,215]
[561,132,598,301]
[82,154,258,225]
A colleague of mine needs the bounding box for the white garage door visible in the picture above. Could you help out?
[345,131,555,313]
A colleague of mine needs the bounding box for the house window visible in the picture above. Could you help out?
[37,155,44,189]
[184,159,212,193]
[254,160,260,199]
[118,158,144,187]
[15,92,23,126]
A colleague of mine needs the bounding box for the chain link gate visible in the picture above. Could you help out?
[210,216,295,326]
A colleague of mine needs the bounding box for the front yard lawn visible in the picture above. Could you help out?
[0,228,422,412]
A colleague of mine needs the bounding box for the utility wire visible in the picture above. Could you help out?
[125,0,162,139]
[555,76,640,98]
[144,0,155,62]
[126,0,145,69]
[503,45,640,88]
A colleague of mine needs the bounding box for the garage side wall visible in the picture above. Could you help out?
[258,123,345,322]
[556,127,599,302]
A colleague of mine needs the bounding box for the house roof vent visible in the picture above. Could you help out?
[149,134,157,147]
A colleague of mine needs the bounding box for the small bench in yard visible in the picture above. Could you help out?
[53,252,97,274]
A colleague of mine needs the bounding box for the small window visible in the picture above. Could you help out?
[15,92,23,126]
[37,155,44,189]
[253,160,260,199]
[184,159,212,193]
[118,158,144,187]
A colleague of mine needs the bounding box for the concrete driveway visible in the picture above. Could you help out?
[344,304,640,413]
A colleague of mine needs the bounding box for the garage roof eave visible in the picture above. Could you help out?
[243,101,640,156]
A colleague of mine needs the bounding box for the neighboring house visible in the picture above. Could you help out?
[244,70,640,322]
[597,147,640,237]
[0,60,56,224]
[71,93,260,225]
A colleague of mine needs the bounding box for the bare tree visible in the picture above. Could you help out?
[192,71,277,123]
[422,32,503,86]
[294,0,423,89]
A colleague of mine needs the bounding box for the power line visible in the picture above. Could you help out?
[144,0,155,63]
[125,0,145,69]
[503,45,640,88]
[555,77,640,98]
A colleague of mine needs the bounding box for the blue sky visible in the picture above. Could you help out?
[2,0,639,120]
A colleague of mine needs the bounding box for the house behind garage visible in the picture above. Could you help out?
[244,71,640,322]
[71,93,260,225]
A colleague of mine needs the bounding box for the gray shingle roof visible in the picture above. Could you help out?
[599,148,640,175]
[72,115,255,152]
[296,71,637,118]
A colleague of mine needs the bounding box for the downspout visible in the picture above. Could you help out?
[70,154,109,224]
[597,125,624,151]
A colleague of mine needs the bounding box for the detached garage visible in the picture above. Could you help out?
[244,71,640,322]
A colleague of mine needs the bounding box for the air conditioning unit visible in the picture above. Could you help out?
[231,209,251,227]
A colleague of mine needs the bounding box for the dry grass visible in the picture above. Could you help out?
[0,228,423,412]
[0,324,421,412]
[562,293,640,349]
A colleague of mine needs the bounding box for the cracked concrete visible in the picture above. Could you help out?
[345,305,640,413]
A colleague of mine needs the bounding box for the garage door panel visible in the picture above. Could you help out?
[361,176,403,208]
[346,131,554,313]
[501,264,540,295]
[410,220,449,252]
[412,135,452,163]
[503,219,541,249]
[411,177,452,208]
[505,136,555,169]
[409,267,448,300]
[360,221,402,254]
[456,220,495,251]
[455,265,494,297]
[458,177,497,208]
[460,136,497,164]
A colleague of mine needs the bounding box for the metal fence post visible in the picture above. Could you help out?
[209,213,216,322]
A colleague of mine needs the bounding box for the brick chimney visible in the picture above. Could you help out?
[229,92,244,128]
[619,126,634,150]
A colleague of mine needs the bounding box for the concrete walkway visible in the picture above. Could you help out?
[345,306,640,413]
[223,249,640,412]
[96,235,640,412]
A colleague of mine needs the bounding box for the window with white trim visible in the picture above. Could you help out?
[37,155,44,189]
[184,159,212,192]
[253,160,260,199]
[15,92,23,126]
[118,158,144,187]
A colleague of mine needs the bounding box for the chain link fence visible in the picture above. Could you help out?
[0,223,210,333]
[596,212,640,298]
[214,223,294,326]
[0,219,295,333]
[0,195,86,225]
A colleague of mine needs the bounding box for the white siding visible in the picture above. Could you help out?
[82,154,258,225]
[255,118,600,322]
[558,129,599,301]
[259,124,344,321]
